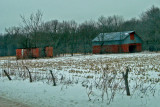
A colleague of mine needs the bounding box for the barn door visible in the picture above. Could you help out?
[129,45,136,53]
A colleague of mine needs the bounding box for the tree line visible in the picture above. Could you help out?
[0,6,160,56]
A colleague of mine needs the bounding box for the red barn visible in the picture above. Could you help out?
[92,31,143,54]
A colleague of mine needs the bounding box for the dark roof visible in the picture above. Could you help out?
[92,31,135,42]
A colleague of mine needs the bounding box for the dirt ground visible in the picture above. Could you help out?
[0,97,29,107]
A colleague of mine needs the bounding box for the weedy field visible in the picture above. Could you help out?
[0,52,160,107]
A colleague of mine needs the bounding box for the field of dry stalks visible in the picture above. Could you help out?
[0,53,160,107]
[1,53,160,83]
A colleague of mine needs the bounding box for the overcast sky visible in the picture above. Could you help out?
[0,0,160,34]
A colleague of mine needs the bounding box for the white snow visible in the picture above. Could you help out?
[0,52,160,107]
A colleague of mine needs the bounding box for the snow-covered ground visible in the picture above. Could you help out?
[0,52,160,107]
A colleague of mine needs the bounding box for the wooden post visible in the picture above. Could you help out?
[4,70,12,80]
[50,70,56,86]
[122,67,130,96]
[25,66,32,82]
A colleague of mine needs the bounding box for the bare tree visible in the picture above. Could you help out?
[98,15,124,32]
[68,20,77,56]
[20,10,43,48]
[140,5,160,51]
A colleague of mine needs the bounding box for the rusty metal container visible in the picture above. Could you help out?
[31,48,40,58]
[16,47,53,59]
[45,47,53,57]
[16,49,22,59]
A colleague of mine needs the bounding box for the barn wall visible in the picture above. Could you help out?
[92,41,121,46]
[121,44,129,52]
[92,43,142,54]
[136,43,142,52]
[122,34,142,44]
[93,45,121,54]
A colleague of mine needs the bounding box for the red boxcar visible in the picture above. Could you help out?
[16,47,53,59]
[45,47,53,57]
[31,48,40,58]
[16,49,28,59]
[16,49,22,59]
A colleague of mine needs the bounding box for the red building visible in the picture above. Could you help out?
[92,31,143,54]
[16,47,53,59]
[45,47,53,57]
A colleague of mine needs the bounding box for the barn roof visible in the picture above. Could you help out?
[92,31,135,42]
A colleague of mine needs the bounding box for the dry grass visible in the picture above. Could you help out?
[1,53,160,104]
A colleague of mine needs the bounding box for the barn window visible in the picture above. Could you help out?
[130,33,134,40]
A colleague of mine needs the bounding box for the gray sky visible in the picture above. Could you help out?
[0,0,160,34]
